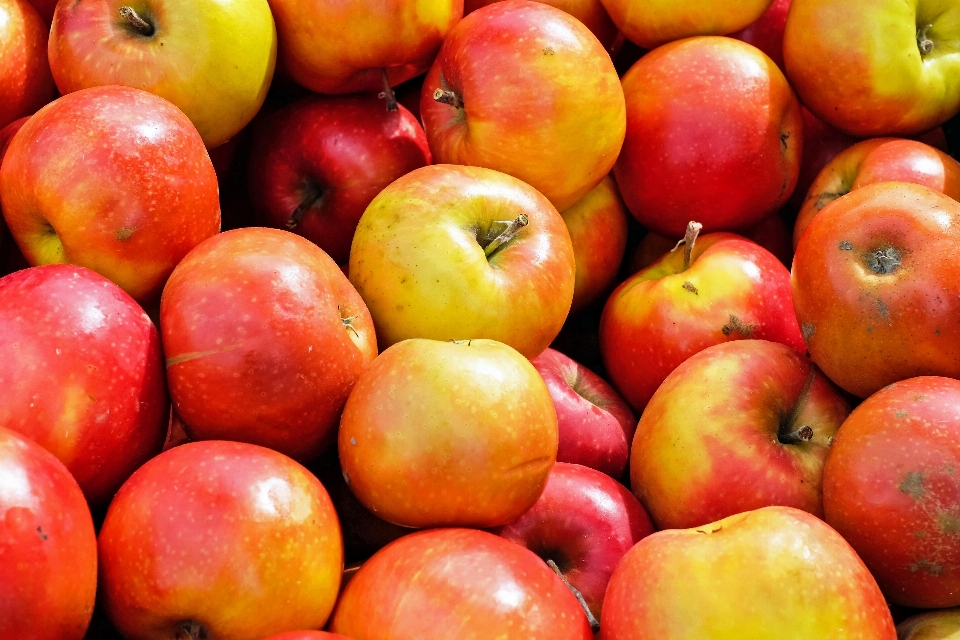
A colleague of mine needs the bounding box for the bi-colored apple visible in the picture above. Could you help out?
[0,0,54,130]
[463,0,619,50]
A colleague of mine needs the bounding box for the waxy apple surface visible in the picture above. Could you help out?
[463,0,619,50]
[0,0,54,130]
[730,0,791,70]
[600,0,773,49]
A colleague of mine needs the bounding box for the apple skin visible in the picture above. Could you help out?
[49,0,277,148]
[0,427,97,640]
[161,227,377,462]
[348,164,575,358]
[248,95,431,266]
[794,138,960,248]
[267,0,461,95]
[790,107,860,207]
[729,0,790,70]
[823,376,960,608]
[783,0,960,137]
[792,182,960,398]
[897,610,960,640]
[530,348,635,478]
[0,116,29,248]
[0,265,168,505]
[600,232,806,413]
[615,37,803,237]
[264,634,353,640]
[99,440,344,640]
[339,338,558,528]
[421,0,626,211]
[0,86,221,304]
[630,340,850,530]
[493,462,654,621]
[600,506,897,640]
[463,0,619,50]
[330,528,593,639]
[0,0,55,131]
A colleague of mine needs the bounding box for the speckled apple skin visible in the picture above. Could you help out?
[0,0,54,130]
[99,440,344,640]
[600,0,772,49]
[0,264,168,505]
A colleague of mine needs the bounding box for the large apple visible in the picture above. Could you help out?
[0,0,54,130]
[330,528,593,639]
[247,95,431,265]
[0,86,221,304]
[463,0,619,51]
[339,338,558,528]
[792,182,960,398]
[0,427,97,640]
[0,265,168,505]
[161,227,377,462]
[897,610,960,640]
[600,506,896,639]
[99,441,344,640]
[421,0,626,211]
[348,164,575,358]
[49,0,276,148]
[783,0,960,136]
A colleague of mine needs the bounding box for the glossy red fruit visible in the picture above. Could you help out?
[0,0,55,130]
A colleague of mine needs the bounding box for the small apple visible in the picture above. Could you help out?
[0,0,54,130]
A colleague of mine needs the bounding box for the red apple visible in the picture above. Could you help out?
[99,441,344,639]
[264,634,353,640]
[161,227,377,462]
[330,528,593,639]
[530,348,635,478]
[0,265,168,505]
[463,0,619,51]
[421,0,626,211]
[24,0,54,22]
[0,0,55,130]
[0,116,29,249]
[494,462,654,623]
[729,0,791,70]
[790,107,860,207]
[615,37,802,237]
[248,94,431,265]
[0,86,221,304]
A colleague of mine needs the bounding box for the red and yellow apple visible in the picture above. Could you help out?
[463,0,619,51]
[0,0,54,130]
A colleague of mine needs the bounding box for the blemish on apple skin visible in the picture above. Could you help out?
[682,281,698,295]
[895,410,908,419]
[876,298,890,319]
[910,559,945,575]
[350,438,357,446]
[938,512,960,536]
[116,227,135,241]
[838,241,853,251]
[801,323,815,342]
[899,471,925,500]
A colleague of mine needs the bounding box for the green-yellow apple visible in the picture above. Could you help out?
[897,610,960,640]
[0,0,54,130]
[49,0,276,148]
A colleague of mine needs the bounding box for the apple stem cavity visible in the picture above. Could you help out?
[119,6,154,36]
[174,620,209,640]
[287,188,324,231]
[545,558,600,633]
[483,214,529,258]
[780,425,814,445]
[378,68,398,112]
[674,220,703,271]
[917,23,934,55]
[433,88,464,110]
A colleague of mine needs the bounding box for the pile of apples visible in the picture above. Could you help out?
[1,0,959,636]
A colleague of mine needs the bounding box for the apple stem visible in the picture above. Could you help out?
[286,190,323,230]
[483,214,529,257]
[917,23,934,55]
[546,558,600,633]
[433,88,464,110]
[175,620,209,640]
[119,6,154,36]
[673,220,703,271]
[378,68,398,112]
[780,425,814,444]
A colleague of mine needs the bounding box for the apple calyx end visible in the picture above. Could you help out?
[865,246,901,275]
[174,620,209,640]
[545,558,600,633]
[433,88,464,110]
[119,6,155,37]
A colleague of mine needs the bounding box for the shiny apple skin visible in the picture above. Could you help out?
[631,340,850,530]
[794,138,960,248]
[330,528,593,639]
[0,86,220,304]
[421,0,626,211]
[783,0,960,137]
[0,427,97,640]
[99,440,344,640]
[599,0,772,49]
[615,37,803,237]
[600,507,896,640]
[600,232,805,413]
[48,0,276,148]
[823,377,960,608]
[792,182,960,398]
[729,0,791,70]
[0,0,54,130]
[268,0,461,94]
[897,609,960,640]
[248,95,431,265]
[0,265,167,505]
[264,633,353,640]
[0,116,29,247]
[494,462,654,620]
[348,164,575,358]
[530,348,635,477]
[339,338,558,528]
[463,0,619,50]
[161,228,377,462]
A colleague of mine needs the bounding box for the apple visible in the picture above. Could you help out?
[421,0,626,211]
[615,37,803,237]
[600,225,805,413]
[247,94,431,265]
[49,0,277,148]
[348,164,575,358]
[330,528,593,639]
[729,0,791,70]
[792,182,960,398]
[0,115,29,249]
[0,0,54,130]
[790,107,860,207]
[494,462,655,623]
[0,265,168,505]
[794,138,960,248]
[783,0,960,136]
[339,338,558,528]
[463,0,620,51]
[99,440,344,640]
[161,227,377,462]
[897,610,960,640]
[600,506,896,639]
[0,427,97,640]
[530,348,635,478]
[0,86,221,304]
[24,0,54,22]
[823,376,960,608]
[264,634,353,640]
